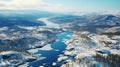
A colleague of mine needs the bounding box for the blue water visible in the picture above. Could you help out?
[57,30,73,41]
[28,31,73,67]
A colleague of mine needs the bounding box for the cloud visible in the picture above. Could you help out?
[0,0,71,13]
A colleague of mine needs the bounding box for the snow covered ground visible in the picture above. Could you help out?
[0,16,120,67]
[38,18,60,29]
[58,31,120,67]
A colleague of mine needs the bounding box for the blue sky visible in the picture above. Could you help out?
[0,0,120,13]
[44,0,120,11]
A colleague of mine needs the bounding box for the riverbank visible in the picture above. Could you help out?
[58,31,120,67]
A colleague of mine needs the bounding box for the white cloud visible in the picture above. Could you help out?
[0,0,71,13]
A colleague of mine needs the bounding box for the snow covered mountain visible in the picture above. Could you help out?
[0,11,120,67]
